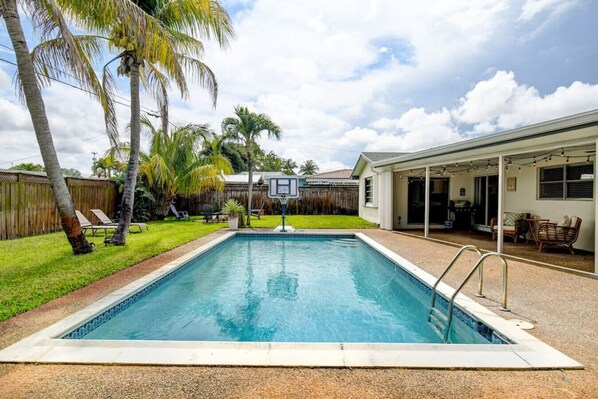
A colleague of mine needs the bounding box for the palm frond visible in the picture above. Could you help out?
[156,0,235,48]
[177,54,217,107]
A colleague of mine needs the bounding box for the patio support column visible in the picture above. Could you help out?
[424,166,430,238]
[497,156,505,253]
[594,139,598,274]
[379,170,393,230]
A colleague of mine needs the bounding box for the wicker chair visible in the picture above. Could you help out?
[537,216,582,254]
[490,212,529,242]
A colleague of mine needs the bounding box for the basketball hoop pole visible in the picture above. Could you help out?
[280,196,287,232]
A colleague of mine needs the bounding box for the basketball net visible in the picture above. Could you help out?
[279,194,288,205]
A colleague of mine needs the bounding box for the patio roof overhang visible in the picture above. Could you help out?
[371,109,598,172]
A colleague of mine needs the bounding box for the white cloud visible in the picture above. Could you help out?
[456,71,598,133]
[370,71,598,148]
[0,0,594,174]
[519,0,578,21]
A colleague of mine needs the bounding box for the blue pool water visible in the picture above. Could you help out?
[72,235,496,344]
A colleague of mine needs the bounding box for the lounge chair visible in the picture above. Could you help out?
[250,202,265,219]
[90,209,148,232]
[170,203,190,221]
[201,204,218,223]
[76,210,117,237]
[537,216,582,254]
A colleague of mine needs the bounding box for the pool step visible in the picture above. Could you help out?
[327,239,359,248]
[428,307,449,340]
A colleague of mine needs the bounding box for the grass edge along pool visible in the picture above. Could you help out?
[0,232,582,368]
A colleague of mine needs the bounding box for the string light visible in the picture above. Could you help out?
[560,148,565,157]
[532,156,537,167]
[587,156,591,164]
[566,156,570,164]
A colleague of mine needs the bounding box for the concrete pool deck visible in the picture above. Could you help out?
[0,229,597,397]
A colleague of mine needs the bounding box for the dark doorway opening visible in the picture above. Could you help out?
[407,178,449,224]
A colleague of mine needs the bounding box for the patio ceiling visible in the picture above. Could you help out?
[393,143,595,177]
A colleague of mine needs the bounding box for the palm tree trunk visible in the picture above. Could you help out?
[1,0,93,254]
[111,59,141,245]
[246,145,253,226]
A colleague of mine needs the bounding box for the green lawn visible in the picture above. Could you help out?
[247,214,377,229]
[0,218,225,322]
[0,215,375,322]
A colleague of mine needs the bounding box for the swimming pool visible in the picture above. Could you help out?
[65,234,496,344]
[0,232,582,368]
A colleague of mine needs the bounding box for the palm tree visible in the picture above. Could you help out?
[222,106,282,226]
[283,159,297,175]
[0,0,143,254]
[99,0,233,245]
[299,160,319,175]
[139,119,233,217]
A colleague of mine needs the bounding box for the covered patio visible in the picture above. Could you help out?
[405,229,594,273]
[355,110,598,274]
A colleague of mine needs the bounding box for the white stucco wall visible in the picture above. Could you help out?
[358,166,379,224]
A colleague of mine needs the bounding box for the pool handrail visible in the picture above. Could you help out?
[429,245,483,309]
[443,252,510,341]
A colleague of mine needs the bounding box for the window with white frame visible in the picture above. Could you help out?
[539,163,594,199]
[364,177,373,204]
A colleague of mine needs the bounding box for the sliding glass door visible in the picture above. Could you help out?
[473,175,498,226]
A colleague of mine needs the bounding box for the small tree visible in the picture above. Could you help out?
[139,120,233,218]
[299,160,319,175]
[10,163,44,172]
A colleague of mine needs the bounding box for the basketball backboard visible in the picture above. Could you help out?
[268,177,299,199]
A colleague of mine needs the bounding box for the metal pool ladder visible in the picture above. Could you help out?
[428,245,510,342]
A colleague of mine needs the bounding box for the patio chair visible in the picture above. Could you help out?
[170,203,190,221]
[201,204,218,223]
[537,216,582,254]
[250,202,265,219]
[75,210,117,237]
[90,209,148,233]
[490,212,529,242]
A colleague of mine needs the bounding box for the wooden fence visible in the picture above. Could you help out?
[178,184,359,216]
[0,170,118,240]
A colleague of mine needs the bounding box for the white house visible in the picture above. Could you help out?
[352,110,598,273]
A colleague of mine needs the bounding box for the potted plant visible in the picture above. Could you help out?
[221,199,245,230]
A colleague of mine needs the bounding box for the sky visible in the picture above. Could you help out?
[1,0,598,175]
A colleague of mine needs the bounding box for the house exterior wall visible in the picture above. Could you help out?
[358,166,379,224]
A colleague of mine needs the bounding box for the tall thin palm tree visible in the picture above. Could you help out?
[222,106,282,226]
[100,0,233,245]
[0,0,146,254]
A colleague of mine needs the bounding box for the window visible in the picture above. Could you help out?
[539,163,593,199]
[364,177,373,204]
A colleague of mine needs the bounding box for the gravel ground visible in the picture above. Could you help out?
[0,229,596,399]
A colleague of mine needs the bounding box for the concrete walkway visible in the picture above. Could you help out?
[0,229,597,398]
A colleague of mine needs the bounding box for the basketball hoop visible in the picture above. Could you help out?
[268,178,299,232]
